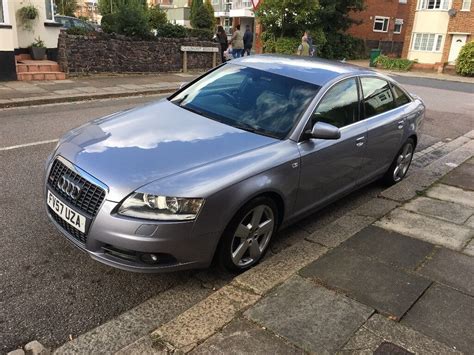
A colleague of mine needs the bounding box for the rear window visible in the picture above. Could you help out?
[391,83,411,107]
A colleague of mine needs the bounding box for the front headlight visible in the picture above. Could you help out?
[117,192,204,221]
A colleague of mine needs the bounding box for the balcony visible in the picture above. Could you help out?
[230,0,253,17]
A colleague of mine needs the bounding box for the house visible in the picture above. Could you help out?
[0,0,62,81]
[402,0,473,70]
[149,0,192,27]
[211,0,255,35]
[75,0,101,24]
[347,0,411,57]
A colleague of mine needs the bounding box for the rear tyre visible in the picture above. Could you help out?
[383,138,415,186]
[217,196,278,273]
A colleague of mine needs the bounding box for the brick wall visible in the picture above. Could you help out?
[441,0,474,63]
[347,0,411,56]
[58,32,220,74]
[401,0,417,58]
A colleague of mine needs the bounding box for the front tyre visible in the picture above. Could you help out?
[383,138,415,185]
[217,197,278,273]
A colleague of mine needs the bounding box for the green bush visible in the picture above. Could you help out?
[155,23,187,38]
[320,33,365,60]
[261,32,276,53]
[100,13,118,34]
[375,55,414,71]
[456,41,474,77]
[274,37,300,55]
[186,28,214,41]
[148,5,167,30]
[114,1,151,38]
[66,27,94,36]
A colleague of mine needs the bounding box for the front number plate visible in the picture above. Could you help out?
[47,190,86,233]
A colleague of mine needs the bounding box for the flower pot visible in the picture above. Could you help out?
[30,47,46,60]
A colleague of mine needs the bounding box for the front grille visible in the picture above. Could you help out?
[47,158,106,217]
[49,207,87,244]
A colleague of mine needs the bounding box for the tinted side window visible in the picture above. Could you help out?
[312,78,359,128]
[361,77,395,118]
[391,83,411,107]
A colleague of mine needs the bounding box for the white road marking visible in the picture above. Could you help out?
[0,139,58,151]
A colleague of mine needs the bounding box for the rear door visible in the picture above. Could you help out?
[295,77,368,215]
[357,76,408,183]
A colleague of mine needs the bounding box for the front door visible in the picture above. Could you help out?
[448,35,467,64]
[295,77,367,216]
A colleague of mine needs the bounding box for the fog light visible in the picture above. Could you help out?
[140,253,160,265]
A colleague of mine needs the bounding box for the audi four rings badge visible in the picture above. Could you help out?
[58,176,82,199]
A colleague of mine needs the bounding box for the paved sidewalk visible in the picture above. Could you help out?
[347,59,474,84]
[0,73,200,108]
[109,131,474,355]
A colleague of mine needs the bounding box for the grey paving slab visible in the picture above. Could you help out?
[374,342,413,355]
[417,248,474,295]
[402,196,474,224]
[427,184,474,208]
[362,314,460,354]
[300,247,431,319]
[339,326,382,354]
[245,276,373,353]
[380,170,438,202]
[342,225,435,270]
[402,284,474,354]
[441,162,474,190]
[462,239,474,257]
[53,89,83,95]
[466,215,474,228]
[306,214,375,248]
[351,198,400,219]
[190,318,303,355]
[375,209,474,251]
[118,84,144,90]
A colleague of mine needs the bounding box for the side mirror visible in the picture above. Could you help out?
[307,121,341,140]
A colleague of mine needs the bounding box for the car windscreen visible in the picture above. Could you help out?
[169,64,320,139]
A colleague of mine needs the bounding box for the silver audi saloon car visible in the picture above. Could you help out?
[45,55,424,273]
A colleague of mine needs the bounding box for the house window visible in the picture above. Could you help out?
[394,19,403,34]
[0,0,9,24]
[412,33,444,51]
[461,0,471,10]
[45,0,54,21]
[399,0,407,3]
[373,16,389,32]
[417,0,449,10]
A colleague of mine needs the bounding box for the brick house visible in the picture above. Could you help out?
[402,0,473,70]
[347,0,411,57]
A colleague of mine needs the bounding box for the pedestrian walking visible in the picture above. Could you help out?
[216,25,228,63]
[297,36,310,56]
[230,25,244,59]
[304,30,316,57]
[243,25,253,56]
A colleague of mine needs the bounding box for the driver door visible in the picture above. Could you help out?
[295,77,367,215]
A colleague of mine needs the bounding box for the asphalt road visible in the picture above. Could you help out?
[1,77,473,352]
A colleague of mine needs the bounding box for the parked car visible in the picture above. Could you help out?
[55,15,99,32]
[44,55,424,273]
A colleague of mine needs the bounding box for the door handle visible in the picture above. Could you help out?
[397,120,405,129]
[356,136,365,147]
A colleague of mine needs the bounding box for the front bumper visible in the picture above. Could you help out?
[44,158,220,273]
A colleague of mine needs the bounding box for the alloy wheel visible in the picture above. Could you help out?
[393,142,413,182]
[230,205,274,268]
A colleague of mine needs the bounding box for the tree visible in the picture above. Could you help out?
[54,0,78,17]
[114,0,150,38]
[317,0,364,34]
[148,5,168,30]
[190,0,214,29]
[255,0,320,38]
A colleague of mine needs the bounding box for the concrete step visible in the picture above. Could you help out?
[17,72,66,81]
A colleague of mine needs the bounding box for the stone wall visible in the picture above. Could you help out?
[58,32,220,74]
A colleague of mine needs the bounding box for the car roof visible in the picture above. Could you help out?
[232,54,376,87]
